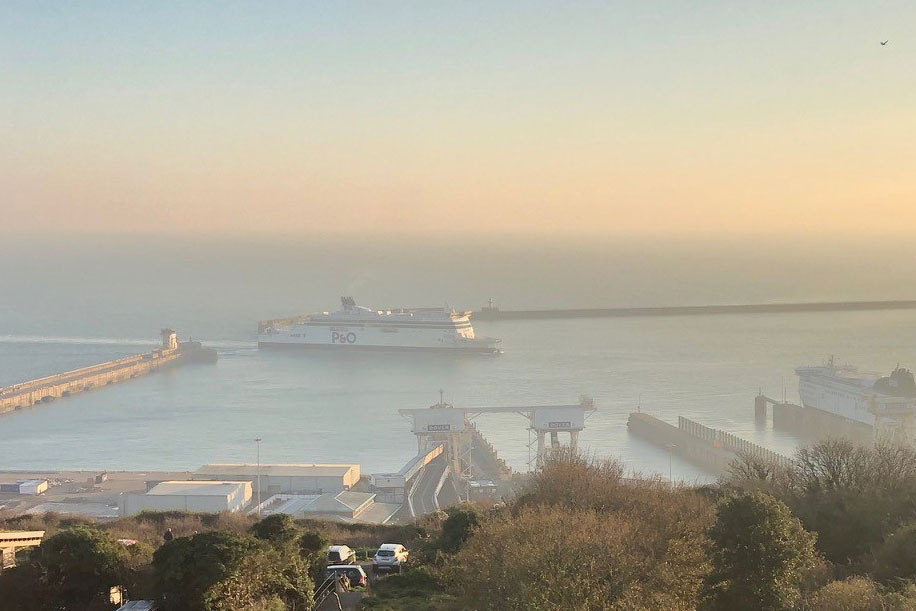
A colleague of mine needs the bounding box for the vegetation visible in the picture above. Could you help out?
[700,492,817,610]
[8,439,916,610]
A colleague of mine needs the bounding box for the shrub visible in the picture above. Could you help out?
[448,505,708,610]
[809,577,884,611]
[701,492,818,611]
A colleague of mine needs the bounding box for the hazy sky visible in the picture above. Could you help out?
[1,2,913,236]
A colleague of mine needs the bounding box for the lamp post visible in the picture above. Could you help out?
[665,443,676,486]
[254,437,262,517]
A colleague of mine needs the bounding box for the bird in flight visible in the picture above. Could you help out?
[880,40,889,45]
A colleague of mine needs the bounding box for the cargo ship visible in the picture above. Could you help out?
[258,297,502,354]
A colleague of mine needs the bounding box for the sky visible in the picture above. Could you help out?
[1,1,914,237]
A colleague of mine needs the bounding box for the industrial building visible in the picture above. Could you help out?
[259,490,385,521]
[0,480,48,495]
[192,463,360,495]
[119,480,252,516]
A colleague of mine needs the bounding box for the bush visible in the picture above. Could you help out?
[809,577,885,611]
[875,522,916,585]
[701,492,818,611]
[448,505,707,610]
[436,505,482,554]
[153,531,313,611]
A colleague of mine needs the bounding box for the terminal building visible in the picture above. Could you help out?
[192,464,360,495]
[119,481,252,516]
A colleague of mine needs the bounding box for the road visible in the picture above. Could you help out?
[409,456,448,516]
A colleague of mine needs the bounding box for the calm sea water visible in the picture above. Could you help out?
[2,235,915,481]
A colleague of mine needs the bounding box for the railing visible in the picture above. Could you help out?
[678,416,795,469]
[311,574,344,610]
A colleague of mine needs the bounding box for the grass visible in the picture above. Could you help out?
[360,567,458,611]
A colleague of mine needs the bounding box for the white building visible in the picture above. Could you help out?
[120,481,252,516]
[192,464,360,495]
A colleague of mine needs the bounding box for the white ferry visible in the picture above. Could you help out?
[795,357,916,426]
[258,297,502,354]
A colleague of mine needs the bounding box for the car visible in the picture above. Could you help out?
[373,543,409,573]
[326,564,368,589]
[327,544,356,565]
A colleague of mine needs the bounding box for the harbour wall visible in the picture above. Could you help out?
[473,299,916,321]
[0,332,215,415]
[628,412,794,477]
[755,395,874,445]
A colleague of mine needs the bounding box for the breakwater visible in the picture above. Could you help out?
[755,395,874,445]
[0,330,216,415]
[473,299,916,321]
[628,412,794,476]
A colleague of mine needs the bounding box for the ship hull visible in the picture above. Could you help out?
[258,341,501,354]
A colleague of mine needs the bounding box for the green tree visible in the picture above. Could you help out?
[809,578,884,611]
[437,505,481,554]
[153,531,313,611]
[875,521,916,585]
[250,514,301,549]
[448,505,709,610]
[701,492,818,611]
[298,529,329,586]
[39,526,131,608]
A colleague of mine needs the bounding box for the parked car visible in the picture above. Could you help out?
[373,543,409,573]
[327,564,368,588]
[327,544,356,565]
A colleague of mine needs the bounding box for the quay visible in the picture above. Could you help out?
[0,330,216,415]
[754,394,874,445]
[473,299,916,321]
[628,412,794,477]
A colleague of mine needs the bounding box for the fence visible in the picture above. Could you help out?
[678,416,795,469]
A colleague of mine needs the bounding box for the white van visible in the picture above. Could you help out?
[327,545,356,565]
[373,543,409,573]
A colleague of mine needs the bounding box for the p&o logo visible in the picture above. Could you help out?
[331,331,358,344]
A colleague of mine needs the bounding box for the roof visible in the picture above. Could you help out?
[196,464,358,478]
[304,491,375,514]
[147,481,250,496]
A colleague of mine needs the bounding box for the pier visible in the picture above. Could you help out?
[754,395,874,445]
[0,330,216,415]
[473,299,916,321]
[628,412,794,477]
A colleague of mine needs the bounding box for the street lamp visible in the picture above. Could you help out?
[665,443,676,486]
[254,438,263,517]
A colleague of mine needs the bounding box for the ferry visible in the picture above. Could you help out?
[795,357,916,426]
[258,297,502,354]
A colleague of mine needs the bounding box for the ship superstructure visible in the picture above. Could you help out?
[258,297,502,354]
[796,357,916,428]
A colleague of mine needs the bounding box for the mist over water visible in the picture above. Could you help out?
[2,234,915,480]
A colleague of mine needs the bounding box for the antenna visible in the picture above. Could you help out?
[439,388,444,406]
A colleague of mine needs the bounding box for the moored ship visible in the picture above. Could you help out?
[258,297,502,354]
[795,357,916,426]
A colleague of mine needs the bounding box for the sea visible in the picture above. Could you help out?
[2,234,915,483]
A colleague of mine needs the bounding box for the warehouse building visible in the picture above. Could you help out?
[192,464,360,495]
[119,481,252,516]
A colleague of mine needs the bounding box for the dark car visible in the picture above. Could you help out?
[326,564,369,589]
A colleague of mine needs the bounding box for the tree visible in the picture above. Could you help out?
[437,505,481,554]
[250,514,301,549]
[701,492,818,611]
[39,526,131,608]
[809,578,884,611]
[448,505,709,610]
[875,521,916,585]
[298,529,329,586]
[153,531,313,611]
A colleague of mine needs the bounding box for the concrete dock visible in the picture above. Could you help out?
[628,412,794,477]
[0,329,216,415]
